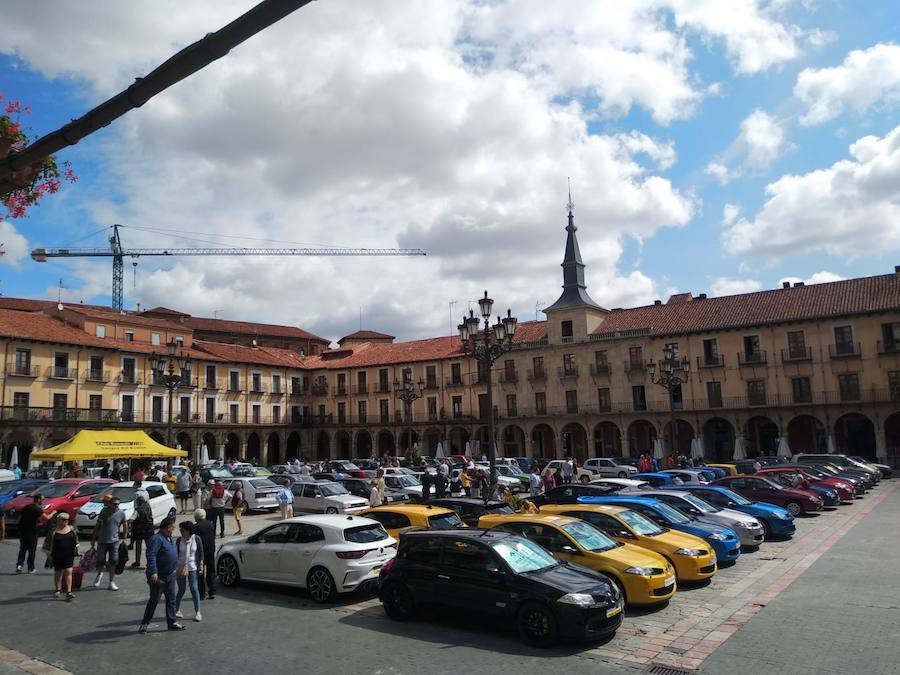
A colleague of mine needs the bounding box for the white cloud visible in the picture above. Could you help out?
[724,124,900,257]
[0,220,30,268]
[740,109,788,167]
[795,43,900,126]
[722,203,741,226]
[706,161,735,184]
[779,271,845,286]
[710,277,763,296]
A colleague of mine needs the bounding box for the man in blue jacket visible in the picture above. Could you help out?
[139,517,184,632]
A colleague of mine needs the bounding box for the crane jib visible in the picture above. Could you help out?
[31,247,426,259]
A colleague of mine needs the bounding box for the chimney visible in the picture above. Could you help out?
[795,282,804,287]
[697,293,707,300]
[654,300,662,306]
[895,265,900,279]
[782,281,790,289]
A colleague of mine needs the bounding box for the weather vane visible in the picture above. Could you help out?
[566,177,574,213]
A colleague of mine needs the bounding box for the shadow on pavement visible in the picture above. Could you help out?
[66,628,135,644]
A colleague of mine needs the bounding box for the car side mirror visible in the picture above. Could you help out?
[726,501,736,507]
[616,530,634,539]
[560,545,580,554]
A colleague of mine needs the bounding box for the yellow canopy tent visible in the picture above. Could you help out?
[29,430,188,463]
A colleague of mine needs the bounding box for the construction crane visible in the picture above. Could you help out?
[31,224,426,311]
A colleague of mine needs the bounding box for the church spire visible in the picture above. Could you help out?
[543,182,602,312]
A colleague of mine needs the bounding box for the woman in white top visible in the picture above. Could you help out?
[175,521,204,622]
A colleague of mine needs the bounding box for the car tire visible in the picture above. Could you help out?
[167,507,177,519]
[579,474,590,484]
[325,507,339,514]
[307,567,336,603]
[785,500,803,517]
[381,582,416,621]
[241,500,252,515]
[517,601,559,647]
[760,520,771,540]
[217,554,241,587]
[617,471,628,478]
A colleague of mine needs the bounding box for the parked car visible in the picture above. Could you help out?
[541,460,594,484]
[642,490,765,548]
[848,456,892,479]
[660,469,710,485]
[782,464,865,497]
[793,454,880,483]
[528,483,619,506]
[377,528,624,646]
[539,503,717,583]
[338,477,409,504]
[268,473,299,487]
[575,495,742,564]
[268,464,302,475]
[223,477,281,512]
[493,465,530,491]
[216,514,396,602]
[757,467,848,504]
[0,469,15,483]
[583,458,638,478]
[756,456,788,468]
[200,465,234,483]
[588,478,652,492]
[0,479,48,509]
[694,465,727,479]
[360,503,464,538]
[75,481,177,532]
[510,456,532,472]
[631,472,684,488]
[704,463,739,476]
[713,475,823,516]
[329,460,361,474]
[810,462,876,489]
[230,462,257,477]
[382,474,423,501]
[479,512,676,606]
[292,480,368,514]
[674,486,796,539]
[351,458,380,470]
[429,498,515,527]
[3,479,115,532]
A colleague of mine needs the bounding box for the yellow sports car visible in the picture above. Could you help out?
[478,512,676,605]
[360,504,465,539]
[540,503,717,582]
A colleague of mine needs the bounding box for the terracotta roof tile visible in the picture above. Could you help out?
[62,305,187,331]
[185,316,328,344]
[192,340,308,369]
[340,330,395,341]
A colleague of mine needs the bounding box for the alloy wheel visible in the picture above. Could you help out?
[217,555,240,586]
[308,568,335,603]
[382,583,414,620]
[786,501,803,516]
[518,602,558,646]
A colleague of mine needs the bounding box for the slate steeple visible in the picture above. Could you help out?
[543,186,602,312]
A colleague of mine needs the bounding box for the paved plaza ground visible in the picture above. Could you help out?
[0,482,897,675]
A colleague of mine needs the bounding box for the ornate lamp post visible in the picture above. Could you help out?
[394,377,425,455]
[647,345,691,460]
[151,339,193,448]
[458,291,518,487]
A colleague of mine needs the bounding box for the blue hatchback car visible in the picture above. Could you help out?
[632,472,684,488]
[577,495,742,564]
[0,479,48,510]
[694,465,727,480]
[674,486,796,539]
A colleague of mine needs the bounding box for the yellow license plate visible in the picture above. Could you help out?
[606,605,623,618]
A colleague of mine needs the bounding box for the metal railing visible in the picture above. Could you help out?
[202,378,220,390]
[623,360,645,373]
[527,369,546,382]
[310,383,327,395]
[355,384,369,394]
[590,363,611,376]
[83,369,110,383]
[782,347,812,363]
[445,377,465,388]
[737,351,767,366]
[558,366,579,379]
[829,342,861,358]
[877,340,900,355]
[118,373,142,385]
[697,354,723,368]
[47,366,76,380]
[6,363,39,377]
[499,370,518,384]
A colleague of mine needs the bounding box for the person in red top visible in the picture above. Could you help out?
[132,468,146,481]
[666,454,676,469]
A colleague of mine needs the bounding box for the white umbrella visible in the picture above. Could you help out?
[435,442,444,459]
[733,437,747,461]
[652,438,664,460]
[826,434,837,455]
[201,443,210,465]
[9,445,18,468]
[464,441,471,456]
[690,437,704,461]
[777,436,792,459]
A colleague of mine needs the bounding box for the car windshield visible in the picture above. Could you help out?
[205,467,233,479]
[495,466,514,476]
[249,479,278,489]
[679,493,719,513]
[492,537,558,573]
[344,524,389,543]
[397,476,421,487]
[427,512,464,528]
[617,509,664,536]
[484,504,515,515]
[319,483,350,496]
[716,488,751,505]
[0,482,28,496]
[35,482,76,498]
[91,486,136,503]
[336,462,359,471]
[801,467,826,479]
[652,502,691,524]
[561,521,617,552]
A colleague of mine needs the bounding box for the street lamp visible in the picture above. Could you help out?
[647,344,691,461]
[394,377,425,455]
[458,291,518,494]
[151,339,192,448]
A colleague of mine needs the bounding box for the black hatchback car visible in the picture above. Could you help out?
[429,498,515,527]
[528,483,617,506]
[377,529,623,646]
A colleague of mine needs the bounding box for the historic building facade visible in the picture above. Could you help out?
[2,209,900,467]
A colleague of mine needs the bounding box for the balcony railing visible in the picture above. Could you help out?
[561,335,575,344]
[375,382,390,393]
[499,370,518,384]
[250,384,268,394]
[178,377,198,389]
[310,382,328,395]
[782,346,812,363]
[445,377,465,388]
[877,340,900,355]
[527,369,546,382]
[558,366,579,379]
[355,384,369,395]
[737,351,767,366]
[83,369,109,383]
[424,378,439,390]
[270,387,285,396]
[203,378,220,390]
[228,381,243,393]
[47,366,76,380]
[590,363,611,376]
[623,360,645,373]
[0,406,119,423]
[7,363,38,377]
[335,386,348,396]
[118,373,141,386]
[697,354,724,368]
[829,342,861,358]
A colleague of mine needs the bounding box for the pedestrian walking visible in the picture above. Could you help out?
[175,521,204,622]
[529,466,542,497]
[542,469,554,494]
[207,481,227,537]
[190,471,203,511]
[449,470,462,496]
[176,470,192,514]
[16,493,43,574]
[459,468,471,496]
[276,482,293,520]
[139,517,184,632]
[231,484,245,534]
[129,495,154,569]
[562,457,574,484]
[47,512,79,601]
[434,470,448,499]
[193,509,217,600]
[553,467,563,487]
[420,469,432,502]
[468,469,480,499]
[92,496,127,591]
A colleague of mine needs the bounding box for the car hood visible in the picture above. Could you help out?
[598,542,669,569]
[716,508,760,526]
[328,494,366,504]
[653,529,711,552]
[779,487,821,501]
[740,503,792,519]
[526,561,617,599]
[678,520,736,538]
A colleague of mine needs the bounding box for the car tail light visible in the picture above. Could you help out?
[381,558,395,573]
[254,493,265,498]
[336,548,375,559]
[386,542,398,550]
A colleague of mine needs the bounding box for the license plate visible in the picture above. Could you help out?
[664,575,675,587]
[606,605,623,618]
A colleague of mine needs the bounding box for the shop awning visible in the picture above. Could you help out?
[29,430,187,463]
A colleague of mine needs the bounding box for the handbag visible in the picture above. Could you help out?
[80,546,98,572]
[115,541,129,575]
[177,564,188,577]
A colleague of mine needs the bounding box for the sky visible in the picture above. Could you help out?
[1,1,899,344]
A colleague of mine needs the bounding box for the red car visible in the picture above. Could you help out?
[713,475,823,516]
[757,467,855,502]
[2,479,115,531]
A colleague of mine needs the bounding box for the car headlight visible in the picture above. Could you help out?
[675,548,705,557]
[738,521,759,529]
[708,532,727,541]
[624,566,661,576]
[557,593,602,608]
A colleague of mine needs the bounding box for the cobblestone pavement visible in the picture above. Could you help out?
[0,485,894,675]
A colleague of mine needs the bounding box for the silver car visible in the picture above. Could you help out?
[645,490,765,548]
[583,458,637,478]
[291,480,368,514]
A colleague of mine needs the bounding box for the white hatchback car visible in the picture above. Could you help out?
[75,482,177,532]
[215,514,397,602]
[541,460,594,484]
[588,477,653,492]
[583,457,638,478]
[223,477,281,512]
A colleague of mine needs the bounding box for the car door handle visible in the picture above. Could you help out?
[303,551,312,556]
[271,551,281,555]
[437,574,450,580]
